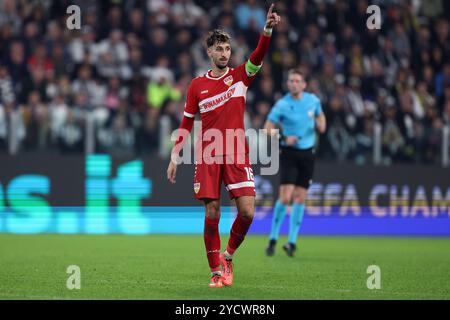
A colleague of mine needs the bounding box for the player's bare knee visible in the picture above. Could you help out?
[237,202,254,220]
[205,209,220,219]
[239,208,254,221]
[204,201,220,219]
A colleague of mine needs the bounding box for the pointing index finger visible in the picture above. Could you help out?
[268,3,274,15]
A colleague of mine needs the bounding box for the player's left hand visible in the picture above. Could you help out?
[167,160,177,184]
[265,3,281,28]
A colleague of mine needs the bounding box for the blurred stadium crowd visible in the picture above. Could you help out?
[0,0,449,165]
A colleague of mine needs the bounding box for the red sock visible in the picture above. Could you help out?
[226,214,253,255]
[204,217,221,272]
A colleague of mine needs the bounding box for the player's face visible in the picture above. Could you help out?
[208,42,231,69]
[287,74,306,95]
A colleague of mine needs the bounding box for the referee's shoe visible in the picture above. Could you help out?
[265,239,277,256]
[283,243,296,257]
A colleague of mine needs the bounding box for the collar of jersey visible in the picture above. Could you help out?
[288,92,306,102]
[205,67,230,80]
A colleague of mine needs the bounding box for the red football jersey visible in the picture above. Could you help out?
[183,64,257,159]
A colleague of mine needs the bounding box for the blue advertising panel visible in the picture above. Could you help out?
[0,155,448,236]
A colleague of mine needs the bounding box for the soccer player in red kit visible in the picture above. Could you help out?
[167,4,281,288]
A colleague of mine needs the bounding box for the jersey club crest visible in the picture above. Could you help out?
[194,182,201,194]
[223,75,233,86]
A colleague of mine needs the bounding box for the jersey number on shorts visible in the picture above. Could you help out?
[244,167,254,181]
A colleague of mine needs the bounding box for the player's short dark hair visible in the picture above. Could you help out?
[288,68,307,81]
[206,29,231,48]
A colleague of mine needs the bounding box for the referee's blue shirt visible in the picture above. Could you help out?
[267,92,323,150]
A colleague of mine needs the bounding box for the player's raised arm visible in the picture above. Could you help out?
[264,3,282,32]
[245,3,281,77]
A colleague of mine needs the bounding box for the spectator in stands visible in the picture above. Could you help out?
[0,102,7,151]
[146,60,181,110]
[382,102,405,165]
[20,90,48,151]
[235,0,266,30]
[0,0,448,166]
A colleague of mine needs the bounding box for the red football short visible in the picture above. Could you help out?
[193,154,256,200]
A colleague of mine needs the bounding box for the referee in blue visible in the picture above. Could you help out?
[264,68,326,257]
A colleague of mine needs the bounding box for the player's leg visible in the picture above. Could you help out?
[223,155,256,258]
[219,195,255,287]
[266,147,298,256]
[284,148,315,257]
[195,160,223,287]
[203,198,223,287]
[221,154,256,286]
[226,195,255,257]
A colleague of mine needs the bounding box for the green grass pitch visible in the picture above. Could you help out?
[0,234,449,299]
